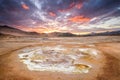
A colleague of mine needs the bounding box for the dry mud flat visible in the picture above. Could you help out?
[0,36,120,80]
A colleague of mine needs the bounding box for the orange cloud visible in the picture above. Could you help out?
[49,12,56,17]
[58,2,75,12]
[25,27,58,33]
[68,16,90,22]
[22,3,29,10]
[75,3,82,9]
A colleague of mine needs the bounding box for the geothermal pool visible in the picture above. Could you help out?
[18,45,100,74]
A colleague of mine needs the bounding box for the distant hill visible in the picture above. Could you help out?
[0,25,78,37]
[0,25,120,37]
[0,25,40,36]
[82,30,120,36]
[47,32,78,37]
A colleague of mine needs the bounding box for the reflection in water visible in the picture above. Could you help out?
[18,45,99,74]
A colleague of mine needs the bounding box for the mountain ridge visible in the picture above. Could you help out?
[0,25,40,36]
[0,25,120,37]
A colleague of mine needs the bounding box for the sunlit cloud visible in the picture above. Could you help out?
[75,3,83,9]
[68,16,90,23]
[49,12,56,17]
[0,0,119,34]
[21,2,29,10]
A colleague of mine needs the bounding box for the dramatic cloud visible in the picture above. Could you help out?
[49,12,56,17]
[0,0,120,33]
[21,2,30,10]
[69,16,90,23]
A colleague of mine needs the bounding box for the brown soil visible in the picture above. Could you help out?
[0,36,120,80]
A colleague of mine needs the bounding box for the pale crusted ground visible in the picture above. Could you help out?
[0,36,120,80]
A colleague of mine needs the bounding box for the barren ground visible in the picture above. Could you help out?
[0,36,120,80]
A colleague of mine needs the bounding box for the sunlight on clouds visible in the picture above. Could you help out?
[95,17,120,29]
[20,0,120,33]
[0,0,119,33]
[21,2,29,10]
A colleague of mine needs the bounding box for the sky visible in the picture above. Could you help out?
[0,0,120,34]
